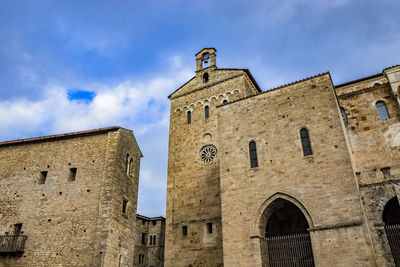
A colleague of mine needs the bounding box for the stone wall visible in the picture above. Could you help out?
[217,73,374,266]
[166,52,260,267]
[134,215,165,267]
[0,127,141,267]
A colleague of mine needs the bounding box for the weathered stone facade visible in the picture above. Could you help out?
[134,214,165,267]
[0,126,142,267]
[166,48,400,266]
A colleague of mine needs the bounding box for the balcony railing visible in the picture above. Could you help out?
[0,235,28,253]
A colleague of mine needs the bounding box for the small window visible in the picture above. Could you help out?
[249,141,258,168]
[125,154,130,175]
[223,99,228,105]
[68,168,77,182]
[152,221,156,226]
[153,235,156,245]
[141,233,146,244]
[203,72,209,83]
[38,171,48,184]
[122,199,128,215]
[376,101,390,120]
[205,106,209,119]
[129,158,133,177]
[142,220,146,225]
[187,111,191,124]
[182,226,188,236]
[300,128,312,156]
[207,223,213,234]
[340,107,348,125]
[149,235,153,245]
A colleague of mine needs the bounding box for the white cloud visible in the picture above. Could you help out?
[0,55,192,217]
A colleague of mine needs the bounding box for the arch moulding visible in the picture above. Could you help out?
[252,192,315,237]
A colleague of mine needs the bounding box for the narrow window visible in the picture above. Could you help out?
[68,168,77,181]
[141,233,146,244]
[205,106,209,119]
[122,199,128,215]
[149,235,153,245]
[187,111,191,124]
[207,222,213,234]
[153,235,156,245]
[249,141,258,168]
[39,171,48,184]
[300,128,313,156]
[376,101,390,120]
[129,158,133,177]
[125,154,130,175]
[223,99,228,105]
[152,221,156,226]
[203,72,209,83]
[182,226,188,236]
[340,107,348,124]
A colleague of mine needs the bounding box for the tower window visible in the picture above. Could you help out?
[149,235,153,245]
[340,107,348,124]
[207,223,213,234]
[38,171,48,184]
[153,235,156,245]
[223,99,228,105]
[141,233,146,244]
[300,128,312,156]
[125,154,130,175]
[249,141,258,168]
[376,101,389,120]
[68,168,77,182]
[203,72,209,83]
[202,53,210,68]
[182,226,188,236]
[122,199,128,215]
[205,106,209,119]
[129,158,133,177]
[187,111,191,124]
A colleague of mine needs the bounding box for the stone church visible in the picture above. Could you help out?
[166,48,400,266]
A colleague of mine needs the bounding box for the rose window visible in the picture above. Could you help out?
[200,145,218,163]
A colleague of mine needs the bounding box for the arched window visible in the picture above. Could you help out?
[300,128,312,156]
[187,111,191,124]
[125,154,130,175]
[205,106,209,119]
[223,99,228,105]
[249,141,258,168]
[376,101,390,120]
[340,107,348,124]
[202,53,210,68]
[149,235,153,245]
[129,158,133,176]
[153,235,156,245]
[203,72,209,83]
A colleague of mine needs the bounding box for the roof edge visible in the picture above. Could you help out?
[0,126,122,147]
[136,214,166,221]
[335,73,383,88]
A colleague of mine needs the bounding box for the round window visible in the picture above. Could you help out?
[200,145,218,163]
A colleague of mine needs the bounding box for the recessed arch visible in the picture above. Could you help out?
[255,193,315,266]
[253,192,314,237]
[383,197,400,266]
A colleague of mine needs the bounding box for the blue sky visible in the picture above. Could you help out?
[0,0,399,217]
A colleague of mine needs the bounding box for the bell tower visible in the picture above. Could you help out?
[195,48,217,72]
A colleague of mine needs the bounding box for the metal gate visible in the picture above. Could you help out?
[385,224,400,266]
[265,233,315,267]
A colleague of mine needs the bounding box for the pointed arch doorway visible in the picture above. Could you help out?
[383,197,400,266]
[260,198,315,267]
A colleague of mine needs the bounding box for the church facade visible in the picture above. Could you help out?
[166,48,400,266]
